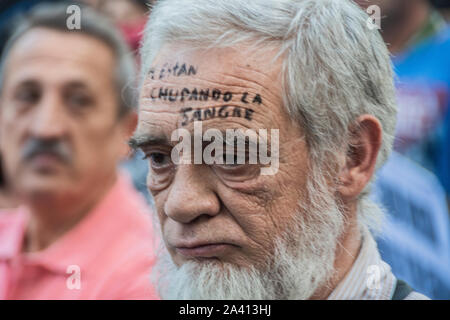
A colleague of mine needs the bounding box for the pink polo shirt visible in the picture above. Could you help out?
[0,173,159,300]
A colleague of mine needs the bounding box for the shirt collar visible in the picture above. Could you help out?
[328,227,396,300]
[0,208,27,259]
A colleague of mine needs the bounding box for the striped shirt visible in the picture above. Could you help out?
[328,228,429,300]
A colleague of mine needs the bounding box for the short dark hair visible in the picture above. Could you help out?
[0,2,137,117]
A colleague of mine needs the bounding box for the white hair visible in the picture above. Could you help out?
[140,0,396,230]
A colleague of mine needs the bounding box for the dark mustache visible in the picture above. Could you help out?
[21,138,72,164]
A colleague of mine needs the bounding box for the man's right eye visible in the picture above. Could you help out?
[143,152,173,170]
[14,88,41,104]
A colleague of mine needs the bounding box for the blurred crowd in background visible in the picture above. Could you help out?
[0,0,449,299]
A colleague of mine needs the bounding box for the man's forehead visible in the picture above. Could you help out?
[137,45,286,137]
[6,28,115,77]
[139,46,283,110]
[144,44,283,91]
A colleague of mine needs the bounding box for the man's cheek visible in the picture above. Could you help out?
[222,197,270,236]
[3,143,20,171]
[155,196,168,224]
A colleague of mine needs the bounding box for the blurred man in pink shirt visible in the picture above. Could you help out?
[0,4,158,299]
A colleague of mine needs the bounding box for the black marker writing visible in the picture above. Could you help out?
[149,87,263,105]
[180,106,255,126]
[148,62,197,80]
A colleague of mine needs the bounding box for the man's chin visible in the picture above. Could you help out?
[17,176,73,201]
[153,243,334,300]
[153,254,272,300]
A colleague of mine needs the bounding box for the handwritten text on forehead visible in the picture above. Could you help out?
[148,62,197,80]
[148,87,263,105]
[144,63,266,127]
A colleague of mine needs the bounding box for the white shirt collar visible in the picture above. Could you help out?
[327,227,396,300]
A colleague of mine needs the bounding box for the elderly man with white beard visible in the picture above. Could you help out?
[130,0,429,300]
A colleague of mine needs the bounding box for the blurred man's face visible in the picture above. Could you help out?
[135,45,344,299]
[0,28,127,200]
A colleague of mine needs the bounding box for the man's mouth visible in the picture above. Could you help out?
[26,152,66,173]
[174,242,237,258]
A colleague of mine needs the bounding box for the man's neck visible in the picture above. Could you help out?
[310,206,362,300]
[381,1,430,54]
[0,189,17,209]
[23,174,117,252]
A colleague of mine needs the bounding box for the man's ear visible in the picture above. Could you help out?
[118,110,138,160]
[337,115,382,201]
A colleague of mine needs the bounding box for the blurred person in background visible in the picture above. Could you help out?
[96,0,150,52]
[0,3,158,299]
[0,1,154,206]
[356,0,450,203]
[0,1,62,211]
[80,0,153,52]
[357,0,450,298]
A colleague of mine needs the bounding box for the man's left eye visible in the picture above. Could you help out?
[66,93,93,108]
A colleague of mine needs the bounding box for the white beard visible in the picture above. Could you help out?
[151,179,346,300]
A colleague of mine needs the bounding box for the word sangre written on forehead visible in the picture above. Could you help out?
[180,105,255,126]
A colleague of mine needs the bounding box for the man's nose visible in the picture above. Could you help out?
[29,93,68,139]
[164,165,220,224]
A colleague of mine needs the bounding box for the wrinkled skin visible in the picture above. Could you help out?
[135,45,314,269]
